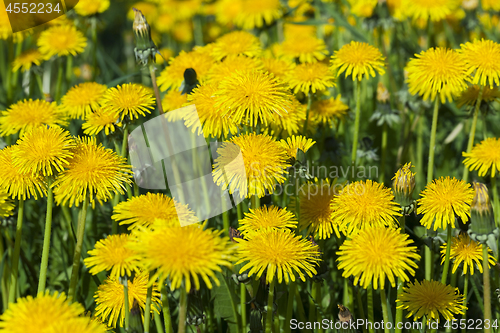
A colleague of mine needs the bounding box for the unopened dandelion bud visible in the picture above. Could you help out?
[392,162,416,208]
[468,182,499,244]
[338,304,353,322]
[132,8,156,65]
[376,82,390,103]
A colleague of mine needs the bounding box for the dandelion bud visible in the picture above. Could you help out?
[132,8,156,65]
[392,162,416,208]
[338,304,353,322]
[376,82,390,104]
[468,182,499,249]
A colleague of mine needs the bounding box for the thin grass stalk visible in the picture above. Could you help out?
[462,273,469,333]
[265,279,276,333]
[66,55,72,83]
[162,283,174,333]
[379,123,388,184]
[367,284,374,333]
[178,285,188,333]
[395,215,405,333]
[68,195,89,301]
[302,92,312,134]
[355,290,368,333]
[284,281,296,333]
[425,99,440,281]
[351,80,362,167]
[308,282,316,324]
[91,17,98,81]
[482,244,492,333]
[8,198,24,306]
[241,283,247,333]
[123,277,130,330]
[54,58,64,101]
[379,287,390,333]
[144,280,154,333]
[440,226,452,285]
[38,182,54,294]
[462,86,484,183]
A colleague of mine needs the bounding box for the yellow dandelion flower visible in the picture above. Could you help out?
[0,146,46,200]
[212,133,290,198]
[283,21,317,40]
[330,41,386,81]
[462,137,500,177]
[84,234,139,279]
[280,135,315,159]
[406,47,469,103]
[185,82,238,138]
[235,228,321,284]
[161,89,188,113]
[129,225,236,291]
[482,0,500,10]
[0,190,15,217]
[331,179,402,235]
[294,178,340,239]
[281,35,329,64]
[440,233,496,275]
[37,25,87,59]
[286,62,336,94]
[12,49,43,72]
[206,55,263,85]
[75,0,110,16]
[337,226,420,289]
[215,0,243,26]
[94,271,161,328]
[460,39,500,88]
[52,136,132,207]
[112,192,198,230]
[12,126,75,177]
[261,57,294,83]
[396,280,466,321]
[215,70,293,127]
[403,0,461,23]
[82,108,121,136]
[0,3,12,40]
[348,0,378,17]
[234,0,283,30]
[457,85,500,108]
[310,95,349,127]
[0,291,103,333]
[212,30,261,60]
[417,177,474,231]
[270,96,306,137]
[100,83,155,121]
[60,82,108,120]
[157,50,214,92]
[0,99,68,137]
[238,205,297,235]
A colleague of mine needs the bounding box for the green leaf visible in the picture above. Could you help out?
[212,270,240,333]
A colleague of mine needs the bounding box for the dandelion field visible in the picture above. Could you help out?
[1,0,500,332]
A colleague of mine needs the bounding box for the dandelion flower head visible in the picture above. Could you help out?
[330,41,386,81]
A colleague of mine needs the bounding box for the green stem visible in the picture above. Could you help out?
[144,280,154,333]
[68,195,89,301]
[314,283,323,333]
[36,73,44,97]
[162,283,174,333]
[492,176,499,228]
[236,202,243,221]
[66,55,73,83]
[149,64,164,115]
[308,282,316,323]
[284,281,296,333]
[483,244,492,333]
[395,215,406,333]
[0,233,8,311]
[121,127,129,158]
[265,279,276,333]
[124,277,130,330]
[37,183,54,294]
[178,286,188,333]
[462,86,484,183]
[302,92,312,135]
[91,17,97,81]
[440,226,452,285]
[251,195,260,209]
[351,80,362,166]
[462,274,469,333]
[416,113,424,192]
[367,284,374,333]
[54,59,64,101]
[154,312,164,333]
[241,283,247,333]
[425,99,439,282]
[379,123,388,184]
[8,198,24,306]
[379,287,390,333]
